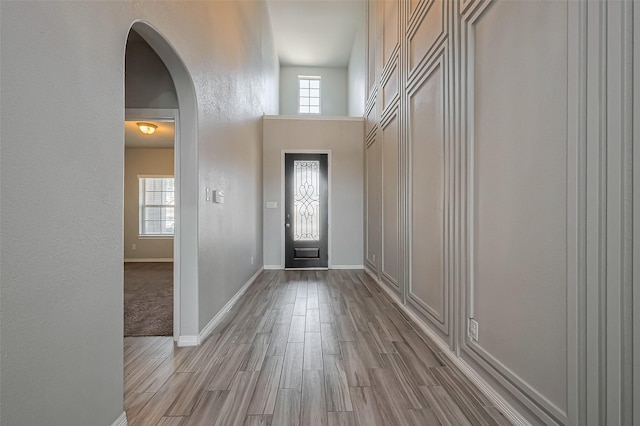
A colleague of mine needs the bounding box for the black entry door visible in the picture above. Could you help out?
[285,153,328,268]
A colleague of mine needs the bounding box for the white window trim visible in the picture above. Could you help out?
[298,75,321,115]
[138,175,175,237]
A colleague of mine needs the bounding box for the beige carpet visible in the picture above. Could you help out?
[124,262,173,336]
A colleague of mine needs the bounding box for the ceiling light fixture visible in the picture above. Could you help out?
[137,122,157,135]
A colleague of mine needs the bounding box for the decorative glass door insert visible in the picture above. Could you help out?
[293,160,320,241]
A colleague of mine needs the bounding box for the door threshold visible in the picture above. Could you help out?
[285,267,329,271]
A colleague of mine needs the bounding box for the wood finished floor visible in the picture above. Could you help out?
[124,270,512,426]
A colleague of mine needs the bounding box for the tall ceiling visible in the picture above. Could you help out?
[265,0,365,68]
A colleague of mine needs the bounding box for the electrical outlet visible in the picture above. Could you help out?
[469,318,479,341]
[251,256,254,265]
[372,253,376,264]
[132,243,136,250]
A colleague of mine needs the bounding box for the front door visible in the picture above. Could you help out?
[285,153,328,268]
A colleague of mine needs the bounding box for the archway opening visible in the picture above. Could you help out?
[123,21,199,345]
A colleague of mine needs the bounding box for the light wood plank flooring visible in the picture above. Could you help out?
[124,270,512,425]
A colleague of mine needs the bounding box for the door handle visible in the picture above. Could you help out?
[286,223,290,228]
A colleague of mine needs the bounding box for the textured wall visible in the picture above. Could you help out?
[0,1,278,425]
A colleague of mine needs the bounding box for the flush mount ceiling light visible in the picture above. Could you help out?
[137,122,157,135]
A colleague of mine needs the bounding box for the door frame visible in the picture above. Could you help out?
[280,149,332,269]
[125,107,181,340]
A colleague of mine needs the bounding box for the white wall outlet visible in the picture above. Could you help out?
[372,253,376,264]
[469,318,479,341]
[214,190,224,204]
[131,243,136,250]
[250,256,254,265]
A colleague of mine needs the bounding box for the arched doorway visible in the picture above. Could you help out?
[124,22,199,344]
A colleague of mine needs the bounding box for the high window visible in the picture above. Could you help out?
[139,176,175,236]
[299,76,321,114]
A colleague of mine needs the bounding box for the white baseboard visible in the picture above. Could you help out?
[111,411,127,426]
[177,335,199,347]
[364,267,529,426]
[124,258,173,263]
[197,267,264,343]
[264,265,283,270]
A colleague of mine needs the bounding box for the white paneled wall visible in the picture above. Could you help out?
[363,0,639,424]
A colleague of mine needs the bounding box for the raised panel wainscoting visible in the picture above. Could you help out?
[363,0,639,425]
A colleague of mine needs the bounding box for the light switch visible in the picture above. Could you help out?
[214,190,224,204]
[205,188,211,202]
[266,201,278,209]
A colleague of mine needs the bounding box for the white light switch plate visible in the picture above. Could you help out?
[266,201,278,209]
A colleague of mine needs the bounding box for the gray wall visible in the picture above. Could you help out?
[124,148,174,261]
[348,18,366,117]
[280,66,348,116]
[263,116,364,268]
[634,5,640,425]
[472,1,567,414]
[125,31,178,109]
[195,1,279,331]
[364,0,639,425]
[0,1,278,425]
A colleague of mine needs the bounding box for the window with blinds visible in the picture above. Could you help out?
[139,177,175,236]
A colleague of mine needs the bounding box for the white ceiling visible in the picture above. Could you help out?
[266,0,365,67]
[125,121,175,149]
